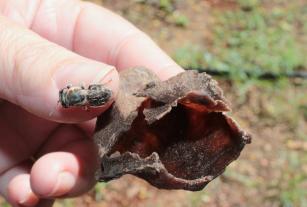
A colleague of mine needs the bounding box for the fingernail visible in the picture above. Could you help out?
[47,172,76,197]
[157,64,184,81]
[19,193,39,207]
[53,61,116,90]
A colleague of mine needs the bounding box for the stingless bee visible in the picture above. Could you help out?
[59,84,112,109]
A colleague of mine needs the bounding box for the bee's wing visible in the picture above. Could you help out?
[87,88,112,106]
[88,84,103,91]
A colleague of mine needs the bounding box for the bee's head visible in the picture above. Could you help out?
[59,88,69,108]
[59,86,87,108]
[66,88,86,106]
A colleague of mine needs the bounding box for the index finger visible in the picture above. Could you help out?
[71,2,184,80]
[3,0,184,80]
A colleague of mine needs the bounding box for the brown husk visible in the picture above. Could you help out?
[94,67,251,191]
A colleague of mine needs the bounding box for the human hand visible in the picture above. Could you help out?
[0,0,183,206]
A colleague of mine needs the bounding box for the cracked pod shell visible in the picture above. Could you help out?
[94,67,251,191]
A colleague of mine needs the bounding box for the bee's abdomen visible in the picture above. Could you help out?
[87,88,112,106]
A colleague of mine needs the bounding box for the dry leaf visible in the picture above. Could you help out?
[94,67,251,191]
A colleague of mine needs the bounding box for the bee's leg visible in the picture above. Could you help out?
[145,81,156,89]
[80,82,86,90]
[102,78,112,86]
[48,111,54,117]
[83,105,90,111]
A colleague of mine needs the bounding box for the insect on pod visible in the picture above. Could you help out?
[59,84,112,109]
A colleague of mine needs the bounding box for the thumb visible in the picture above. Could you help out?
[0,16,119,123]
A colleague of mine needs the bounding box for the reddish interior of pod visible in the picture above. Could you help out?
[109,98,244,180]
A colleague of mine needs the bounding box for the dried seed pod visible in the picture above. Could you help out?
[94,67,251,191]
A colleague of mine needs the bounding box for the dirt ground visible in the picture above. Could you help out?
[1,0,306,207]
[68,1,306,207]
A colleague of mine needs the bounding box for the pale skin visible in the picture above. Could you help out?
[0,0,184,206]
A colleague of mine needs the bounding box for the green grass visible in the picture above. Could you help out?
[158,0,173,12]
[0,201,10,207]
[54,199,75,207]
[171,12,189,27]
[173,0,307,120]
[174,1,307,206]
[137,0,190,27]
[273,151,307,207]
[173,0,307,83]
[138,0,175,12]
[188,190,211,207]
[213,8,305,72]
[93,182,108,201]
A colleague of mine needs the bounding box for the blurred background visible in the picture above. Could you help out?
[1,0,306,206]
